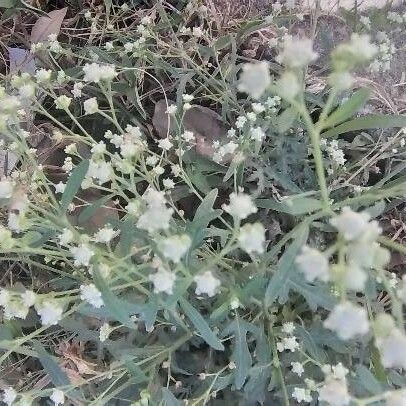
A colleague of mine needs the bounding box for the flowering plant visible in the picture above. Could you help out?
[0,1,405,405]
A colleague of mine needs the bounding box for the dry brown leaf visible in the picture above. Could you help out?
[152,99,228,160]
[30,8,68,44]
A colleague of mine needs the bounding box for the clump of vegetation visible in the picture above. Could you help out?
[0,0,405,405]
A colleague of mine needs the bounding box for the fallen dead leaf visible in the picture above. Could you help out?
[152,99,228,160]
[30,7,68,44]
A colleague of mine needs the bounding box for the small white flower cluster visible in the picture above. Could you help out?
[0,288,36,320]
[212,140,239,163]
[237,61,271,100]
[370,32,396,73]
[194,270,221,297]
[137,189,174,233]
[238,222,265,254]
[80,283,104,308]
[332,34,378,71]
[1,387,64,405]
[158,234,191,263]
[222,192,257,220]
[149,266,176,295]
[297,207,388,293]
[276,36,318,69]
[82,63,117,83]
[374,314,406,370]
[318,363,351,406]
[324,139,346,168]
[387,11,404,24]
[277,322,300,352]
[106,125,147,161]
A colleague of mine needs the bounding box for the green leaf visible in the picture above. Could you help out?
[0,0,18,8]
[322,114,406,138]
[187,189,222,250]
[161,388,182,406]
[222,316,256,389]
[214,34,231,50]
[60,159,89,212]
[33,341,70,387]
[256,196,322,215]
[276,107,297,133]
[179,298,224,351]
[93,271,137,329]
[323,88,370,128]
[353,365,383,395]
[124,361,148,383]
[264,224,309,307]
[287,274,336,310]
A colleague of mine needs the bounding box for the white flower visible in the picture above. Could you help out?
[166,105,177,115]
[318,378,350,406]
[276,71,300,100]
[376,328,406,370]
[80,284,104,308]
[55,95,72,110]
[2,387,17,406]
[182,131,195,142]
[35,300,63,326]
[70,244,94,267]
[277,37,318,68]
[194,271,221,297]
[87,160,112,185]
[386,390,406,406]
[99,322,113,342]
[149,268,176,295]
[0,179,14,198]
[330,207,374,241]
[238,222,265,254]
[158,234,191,263]
[72,82,84,98]
[281,336,299,352]
[50,389,65,406]
[238,61,271,99]
[295,246,330,282]
[222,192,257,220]
[158,138,173,151]
[58,228,74,245]
[21,290,36,307]
[323,301,369,340]
[0,289,10,306]
[8,212,23,233]
[282,322,295,334]
[292,387,312,403]
[163,178,175,189]
[54,182,66,194]
[343,263,367,292]
[94,226,116,243]
[250,126,266,142]
[83,97,99,115]
[35,68,52,83]
[331,363,349,380]
[83,63,117,83]
[291,362,304,377]
[137,205,173,233]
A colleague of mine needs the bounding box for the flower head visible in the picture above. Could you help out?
[158,234,191,263]
[222,192,257,220]
[323,301,369,340]
[80,284,104,308]
[238,61,271,99]
[296,246,330,282]
[194,271,220,297]
[238,222,265,254]
[149,268,176,295]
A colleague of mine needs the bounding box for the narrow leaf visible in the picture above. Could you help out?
[256,196,322,215]
[60,159,89,212]
[322,114,406,138]
[93,271,136,329]
[264,224,309,307]
[179,298,224,351]
[323,88,370,128]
